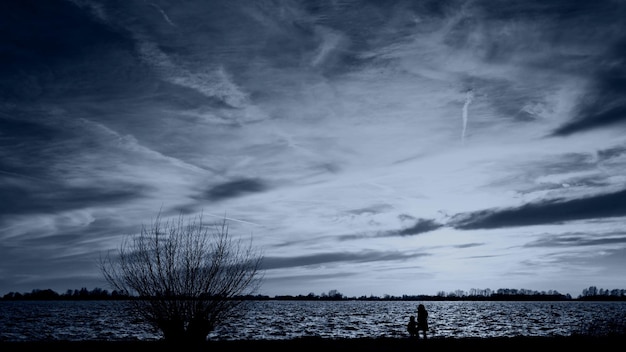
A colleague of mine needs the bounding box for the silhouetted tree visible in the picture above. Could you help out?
[327,289,344,300]
[100,212,264,344]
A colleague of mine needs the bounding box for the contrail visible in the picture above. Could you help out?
[201,212,264,227]
[148,2,176,27]
[462,89,474,144]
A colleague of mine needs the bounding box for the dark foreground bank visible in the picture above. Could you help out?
[1,336,624,352]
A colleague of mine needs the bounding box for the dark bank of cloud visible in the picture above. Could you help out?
[205,178,269,201]
[450,188,626,230]
[261,250,428,270]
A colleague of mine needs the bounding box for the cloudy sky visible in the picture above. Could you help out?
[2,0,626,298]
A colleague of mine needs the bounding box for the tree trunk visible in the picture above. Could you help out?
[158,319,185,342]
[186,318,211,344]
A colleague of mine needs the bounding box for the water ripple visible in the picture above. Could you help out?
[0,300,624,341]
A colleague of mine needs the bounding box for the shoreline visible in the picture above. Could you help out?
[2,335,624,351]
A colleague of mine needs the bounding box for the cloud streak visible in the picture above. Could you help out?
[450,189,626,230]
[261,250,428,270]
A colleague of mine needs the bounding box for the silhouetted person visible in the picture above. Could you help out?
[416,304,429,339]
[407,315,417,338]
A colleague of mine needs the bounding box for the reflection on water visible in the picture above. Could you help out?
[1,300,624,341]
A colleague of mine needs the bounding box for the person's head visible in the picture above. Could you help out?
[418,304,425,311]
[410,315,415,321]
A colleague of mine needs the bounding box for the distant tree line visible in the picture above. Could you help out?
[2,286,625,301]
[577,286,626,301]
[1,287,129,301]
[256,287,626,301]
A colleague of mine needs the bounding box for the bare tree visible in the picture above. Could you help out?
[100,212,264,343]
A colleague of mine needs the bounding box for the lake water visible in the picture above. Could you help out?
[1,300,625,341]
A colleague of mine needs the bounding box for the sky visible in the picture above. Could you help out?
[1,0,626,298]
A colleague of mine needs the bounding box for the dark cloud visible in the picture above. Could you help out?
[0,116,69,178]
[524,233,626,248]
[552,39,626,136]
[0,180,147,218]
[475,0,619,21]
[0,115,62,143]
[597,145,626,161]
[398,214,416,221]
[395,219,443,236]
[206,178,269,201]
[454,243,484,249]
[315,163,341,174]
[354,218,443,238]
[450,189,626,229]
[0,0,144,102]
[261,250,427,270]
[0,109,113,180]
